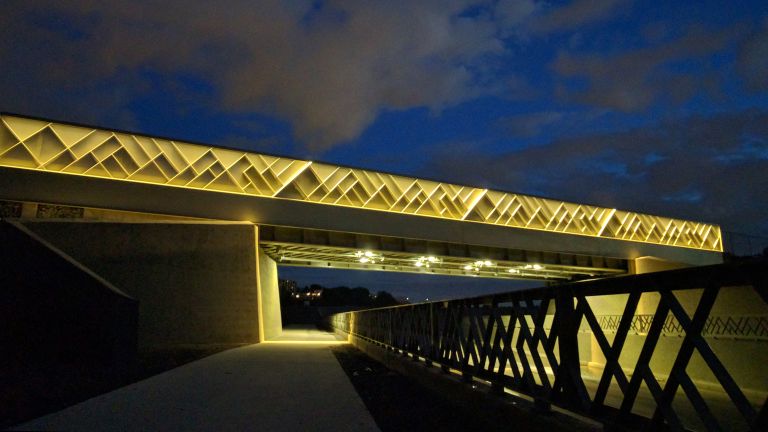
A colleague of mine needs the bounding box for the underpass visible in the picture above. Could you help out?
[3,113,762,431]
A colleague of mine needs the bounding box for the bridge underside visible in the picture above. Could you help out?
[2,196,628,283]
[0,166,721,281]
[259,225,626,281]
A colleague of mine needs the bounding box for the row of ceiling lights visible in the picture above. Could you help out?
[354,250,385,264]
[352,250,545,274]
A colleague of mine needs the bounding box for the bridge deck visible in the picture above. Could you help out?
[13,329,378,432]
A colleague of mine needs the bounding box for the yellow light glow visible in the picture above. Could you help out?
[354,250,383,263]
[414,255,441,269]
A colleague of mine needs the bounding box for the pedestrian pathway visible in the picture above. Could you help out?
[12,327,378,431]
[267,326,349,343]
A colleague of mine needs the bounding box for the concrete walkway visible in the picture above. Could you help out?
[269,326,349,343]
[13,329,379,431]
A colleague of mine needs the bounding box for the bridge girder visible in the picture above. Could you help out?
[0,113,724,272]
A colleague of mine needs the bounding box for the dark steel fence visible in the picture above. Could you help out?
[331,260,767,431]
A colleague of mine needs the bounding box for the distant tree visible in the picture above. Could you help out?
[349,287,372,306]
[372,291,399,307]
[304,285,404,308]
[319,286,346,306]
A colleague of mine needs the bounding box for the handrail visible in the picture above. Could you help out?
[331,260,768,431]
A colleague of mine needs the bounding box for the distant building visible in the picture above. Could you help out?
[279,279,298,294]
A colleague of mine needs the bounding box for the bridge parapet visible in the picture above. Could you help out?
[331,260,768,431]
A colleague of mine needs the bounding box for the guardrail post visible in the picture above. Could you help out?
[555,287,590,411]
[425,302,434,367]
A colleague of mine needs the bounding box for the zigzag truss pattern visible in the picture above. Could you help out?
[0,114,722,252]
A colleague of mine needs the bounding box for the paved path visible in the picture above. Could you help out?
[13,329,378,431]
[268,326,349,343]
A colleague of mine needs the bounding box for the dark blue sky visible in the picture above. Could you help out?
[3,1,767,300]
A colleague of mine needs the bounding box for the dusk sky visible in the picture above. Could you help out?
[3,1,767,300]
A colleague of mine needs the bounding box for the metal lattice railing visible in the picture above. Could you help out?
[594,314,768,340]
[331,260,768,431]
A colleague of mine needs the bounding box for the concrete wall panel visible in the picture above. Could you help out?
[23,221,260,350]
[257,247,282,340]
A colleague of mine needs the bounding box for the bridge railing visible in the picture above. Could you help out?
[331,259,767,431]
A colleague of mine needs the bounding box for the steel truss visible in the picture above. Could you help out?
[0,114,721,251]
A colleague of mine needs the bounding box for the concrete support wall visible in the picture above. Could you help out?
[631,256,692,274]
[24,221,262,350]
[257,246,282,340]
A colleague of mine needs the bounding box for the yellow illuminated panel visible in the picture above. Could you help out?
[0,114,722,251]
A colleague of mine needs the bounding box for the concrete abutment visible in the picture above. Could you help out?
[21,220,282,350]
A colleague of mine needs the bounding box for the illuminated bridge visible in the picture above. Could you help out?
[0,112,722,278]
[1,113,763,431]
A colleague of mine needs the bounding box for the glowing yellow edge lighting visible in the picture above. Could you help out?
[254,225,266,342]
[0,114,723,252]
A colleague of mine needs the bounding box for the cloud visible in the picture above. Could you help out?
[499,111,565,138]
[496,109,611,138]
[737,18,768,92]
[495,0,539,27]
[552,25,743,111]
[0,0,542,152]
[531,0,631,34]
[424,109,768,237]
